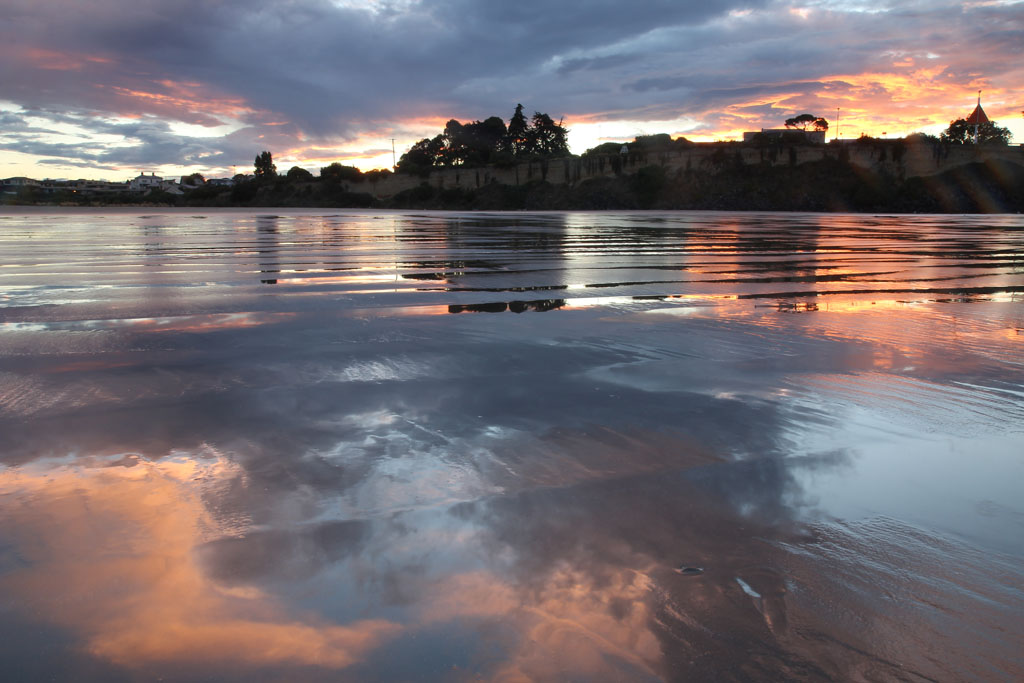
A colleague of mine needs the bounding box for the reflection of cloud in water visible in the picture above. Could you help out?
[199,519,371,583]
[312,423,506,517]
[420,569,663,681]
[322,357,436,383]
[2,210,1022,679]
[440,451,1023,680]
[0,455,401,674]
[436,462,808,679]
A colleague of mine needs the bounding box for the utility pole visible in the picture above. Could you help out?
[391,139,396,172]
[836,107,840,141]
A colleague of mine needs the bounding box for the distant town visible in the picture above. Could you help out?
[0,171,247,202]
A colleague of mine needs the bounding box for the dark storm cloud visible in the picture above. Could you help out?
[1,1,764,133]
[1,0,1023,171]
[557,53,645,76]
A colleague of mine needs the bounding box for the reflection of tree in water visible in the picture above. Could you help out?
[400,260,496,281]
[394,214,571,290]
[256,214,281,282]
[716,218,824,283]
[448,298,566,314]
[135,218,188,309]
[137,221,168,257]
[582,214,828,288]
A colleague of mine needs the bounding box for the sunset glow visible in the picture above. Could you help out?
[0,456,403,671]
[1,1,1022,179]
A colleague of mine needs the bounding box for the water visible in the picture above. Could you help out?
[1,208,1022,681]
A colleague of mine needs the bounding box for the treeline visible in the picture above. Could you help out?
[2,152,393,207]
[396,104,569,174]
[583,133,694,156]
[181,157,392,207]
[17,152,1024,212]
[383,155,1024,213]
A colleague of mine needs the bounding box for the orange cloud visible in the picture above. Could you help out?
[0,457,401,672]
[21,47,113,71]
[106,80,255,122]
[694,64,1022,141]
[421,567,663,681]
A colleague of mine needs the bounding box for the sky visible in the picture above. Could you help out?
[1,0,1022,181]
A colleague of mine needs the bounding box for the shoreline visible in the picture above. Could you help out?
[3,204,1023,217]
[6,155,1024,214]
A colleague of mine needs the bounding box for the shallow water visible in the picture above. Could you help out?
[1,208,1022,681]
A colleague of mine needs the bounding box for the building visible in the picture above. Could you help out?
[65,179,129,195]
[126,172,182,194]
[0,177,41,196]
[965,92,989,143]
[129,172,164,192]
[159,179,184,195]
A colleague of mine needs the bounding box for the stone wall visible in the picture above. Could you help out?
[355,142,1024,199]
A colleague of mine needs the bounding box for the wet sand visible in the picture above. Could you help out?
[1,209,1022,681]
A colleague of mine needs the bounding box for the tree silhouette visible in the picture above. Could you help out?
[784,114,828,132]
[396,104,569,173]
[254,151,276,178]
[397,135,446,174]
[465,116,508,163]
[940,118,1011,145]
[320,162,362,182]
[505,104,530,156]
[528,112,570,156]
[440,116,509,165]
[286,166,313,181]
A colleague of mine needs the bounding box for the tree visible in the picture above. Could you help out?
[396,135,445,174]
[440,116,508,165]
[395,104,570,173]
[441,119,466,165]
[582,141,628,156]
[462,116,507,164]
[320,162,362,182]
[362,169,392,182]
[784,114,829,132]
[180,173,205,186]
[528,112,570,157]
[505,104,530,156]
[286,166,314,181]
[633,134,672,148]
[940,118,1011,145]
[254,151,276,178]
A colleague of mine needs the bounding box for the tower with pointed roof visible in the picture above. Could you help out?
[965,91,989,143]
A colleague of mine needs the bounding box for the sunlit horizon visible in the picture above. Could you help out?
[2,1,1023,181]
[4,97,1021,182]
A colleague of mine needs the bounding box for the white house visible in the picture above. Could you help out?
[129,172,164,191]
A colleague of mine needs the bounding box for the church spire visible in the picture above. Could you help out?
[965,90,989,143]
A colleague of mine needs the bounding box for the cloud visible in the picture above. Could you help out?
[0,457,402,674]
[1,0,1022,176]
